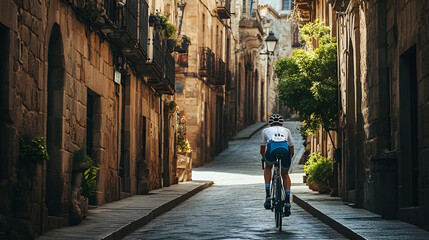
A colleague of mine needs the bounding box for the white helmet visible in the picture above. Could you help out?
[269,113,283,125]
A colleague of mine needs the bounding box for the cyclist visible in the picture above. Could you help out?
[260,113,294,216]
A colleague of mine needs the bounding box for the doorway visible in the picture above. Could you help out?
[399,45,419,207]
[0,24,10,179]
[46,24,65,216]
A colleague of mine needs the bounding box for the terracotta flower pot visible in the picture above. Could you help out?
[317,183,330,194]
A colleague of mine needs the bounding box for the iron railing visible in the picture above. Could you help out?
[164,50,175,89]
[217,0,231,19]
[139,0,149,53]
[215,58,226,85]
[104,0,138,40]
[151,29,162,72]
[200,47,215,78]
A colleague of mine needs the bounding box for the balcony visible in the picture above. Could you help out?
[330,0,351,12]
[137,26,163,79]
[294,0,313,23]
[199,47,215,79]
[217,0,231,19]
[102,0,148,64]
[212,58,225,85]
[146,46,175,95]
[158,51,176,95]
[143,28,175,95]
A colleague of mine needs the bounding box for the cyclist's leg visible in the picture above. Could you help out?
[264,162,273,184]
[281,170,291,192]
[280,153,292,201]
[264,149,275,196]
[264,162,273,209]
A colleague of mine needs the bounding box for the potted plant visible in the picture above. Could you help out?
[176,107,192,155]
[149,13,162,27]
[303,153,333,194]
[176,35,191,53]
[167,37,178,53]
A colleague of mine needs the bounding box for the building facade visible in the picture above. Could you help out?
[334,0,429,230]
[231,0,265,133]
[258,0,299,120]
[297,0,429,231]
[174,0,232,167]
[0,0,177,238]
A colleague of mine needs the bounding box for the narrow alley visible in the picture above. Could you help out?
[123,121,346,239]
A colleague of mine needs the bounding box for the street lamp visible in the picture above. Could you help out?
[264,31,279,116]
[265,31,278,54]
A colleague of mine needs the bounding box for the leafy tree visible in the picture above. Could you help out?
[275,19,337,140]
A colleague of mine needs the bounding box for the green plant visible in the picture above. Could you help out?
[75,148,99,198]
[176,107,192,154]
[275,19,337,135]
[73,147,92,163]
[81,165,99,198]
[19,137,49,163]
[304,153,333,185]
[166,101,177,114]
[160,16,177,40]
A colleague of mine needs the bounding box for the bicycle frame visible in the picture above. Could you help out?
[269,155,285,230]
[270,156,285,208]
[261,155,286,230]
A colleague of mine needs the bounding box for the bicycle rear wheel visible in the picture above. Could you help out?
[276,206,282,231]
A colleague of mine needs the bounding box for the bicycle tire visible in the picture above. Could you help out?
[276,206,282,231]
[275,207,279,227]
[276,175,283,231]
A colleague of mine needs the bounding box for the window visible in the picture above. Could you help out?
[283,0,293,10]
[202,13,206,46]
[292,27,301,47]
[242,0,247,14]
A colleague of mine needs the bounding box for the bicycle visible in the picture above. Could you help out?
[262,155,286,231]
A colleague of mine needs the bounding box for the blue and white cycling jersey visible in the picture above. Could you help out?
[261,126,294,169]
[261,126,294,147]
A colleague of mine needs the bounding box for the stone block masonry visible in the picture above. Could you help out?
[0,0,177,238]
[336,0,429,232]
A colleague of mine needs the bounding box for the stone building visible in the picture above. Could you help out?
[258,0,299,120]
[334,0,429,230]
[230,0,265,132]
[0,0,177,238]
[174,0,232,167]
[297,0,429,231]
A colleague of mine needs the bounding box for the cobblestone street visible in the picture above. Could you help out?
[124,122,347,239]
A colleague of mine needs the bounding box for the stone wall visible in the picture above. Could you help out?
[175,0,230,167]
[258,4,298,120]
[337,0,429,230]
[0,0,177,238]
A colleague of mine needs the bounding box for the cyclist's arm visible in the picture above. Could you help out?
[260,129,268,158]
[260,145,266,158]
